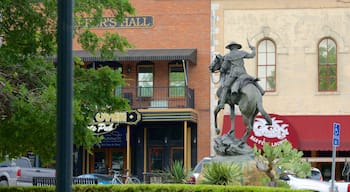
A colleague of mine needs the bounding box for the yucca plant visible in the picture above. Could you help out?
[167,160,187,183]
[200,161,242,185]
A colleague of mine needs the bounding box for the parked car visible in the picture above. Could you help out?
[187,156,213,184]
[329,180,350,192]
[307,167,323,181]
[77,173,114,185]
[280,174,338,192]
[0,157,56,186]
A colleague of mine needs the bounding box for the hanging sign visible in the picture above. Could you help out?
[87,110,141,135]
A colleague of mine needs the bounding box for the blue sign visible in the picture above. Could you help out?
[333,123,341,147]
[99,127,127,147]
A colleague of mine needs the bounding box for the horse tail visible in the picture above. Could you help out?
[256,96,272,125]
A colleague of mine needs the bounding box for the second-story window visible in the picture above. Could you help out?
[137,64,153,97]
[318,37,337,92]
[169,64,185,97]
[257,39,276,92]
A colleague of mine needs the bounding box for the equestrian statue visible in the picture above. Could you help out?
[209,40,272,155]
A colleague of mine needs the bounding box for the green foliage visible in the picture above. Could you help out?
[167,160,187,183]
[254,141,311,185]
[200,161,242,185]
[0,0,135,163]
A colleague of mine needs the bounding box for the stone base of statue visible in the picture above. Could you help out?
[214,133,253,156]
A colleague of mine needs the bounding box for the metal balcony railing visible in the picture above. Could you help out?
[119,86,194,109]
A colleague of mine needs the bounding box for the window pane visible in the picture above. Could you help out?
[327,39,336,52]
[329,77,337,91]
[258,53,266,65]
[169,87,185,96]
[266,40,275,52]
[258,42,266,52]
[170,72,184,81]
[150,148,164,171]
[267,53,275,65]
[266,66,276,90]
[319,40,328,64]
[328,46,336,64]
[319,65,327,76]
[139,73,153,81]
[319,79,327,91]
[138,65,153,97]
[329,65,337,76]
[258,66,266,79]
[138,87,153,97]
[139,81,153,87]
[139,66,153,73]
[169,66,185,97]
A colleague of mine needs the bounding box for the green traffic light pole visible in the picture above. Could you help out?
[56,0,74,192]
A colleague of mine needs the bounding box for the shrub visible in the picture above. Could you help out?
[200,161,242,185]
[167,160,187,183]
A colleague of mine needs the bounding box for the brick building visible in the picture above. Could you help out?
[72,0,211,180]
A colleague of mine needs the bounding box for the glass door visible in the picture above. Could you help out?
[111,150,125,173]
[149,147,164,171]
[90,148,126,174]
[93,150,108,174]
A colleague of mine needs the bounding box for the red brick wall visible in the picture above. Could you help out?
[73,0,211,162]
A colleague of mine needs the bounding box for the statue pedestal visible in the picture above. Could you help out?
[214,133,253,156]
[210,155,265,186]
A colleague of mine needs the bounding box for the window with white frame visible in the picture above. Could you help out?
[137,64,153,97]
[318,37,337,92]
[169,64,185,97]
[257,39,276,92]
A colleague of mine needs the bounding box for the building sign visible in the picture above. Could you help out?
[78,16,154,28]
[88,110,141,135]
[247,114,298,149]
[99,128,126,147]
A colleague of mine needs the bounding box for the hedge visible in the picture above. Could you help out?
[0,184,310,192]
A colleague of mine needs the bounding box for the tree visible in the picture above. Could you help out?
[0,0,135,163]
[254,141,311,187]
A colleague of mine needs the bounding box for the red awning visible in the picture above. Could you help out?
[222,114,350,151]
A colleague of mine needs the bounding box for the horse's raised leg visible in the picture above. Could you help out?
[257,96,272,125]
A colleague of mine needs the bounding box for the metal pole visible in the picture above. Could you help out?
[127,125,131,176]
[331,145,336,192]
[56,0,74,192]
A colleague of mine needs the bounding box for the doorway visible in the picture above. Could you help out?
[148,146,184,171]
[90,148,126,174]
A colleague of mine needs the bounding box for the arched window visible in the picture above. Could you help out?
[318,38,337,91]
[257,39,276,92]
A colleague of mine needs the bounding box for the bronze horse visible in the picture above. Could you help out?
[209,54,272,145]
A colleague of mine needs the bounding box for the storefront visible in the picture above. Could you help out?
[222,114,350,180]
[77,109,198,181]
